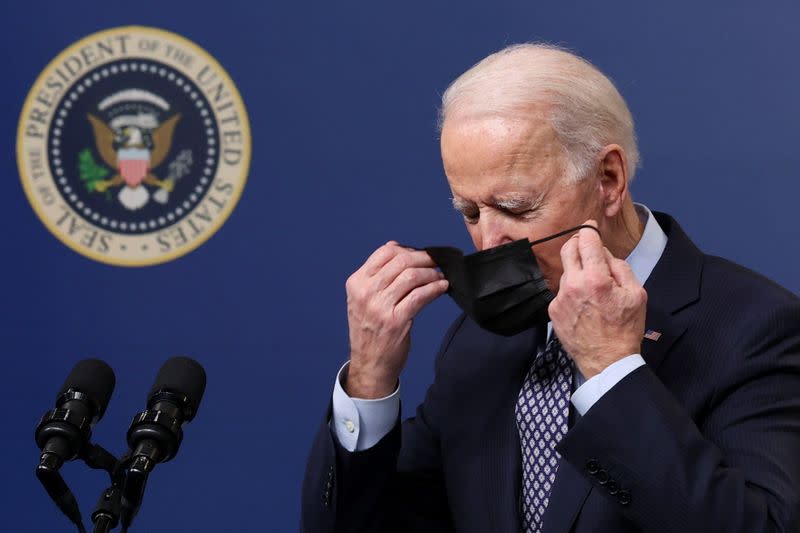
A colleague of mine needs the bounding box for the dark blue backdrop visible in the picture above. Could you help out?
[3,1,799,531]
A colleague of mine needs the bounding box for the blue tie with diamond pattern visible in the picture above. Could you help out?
[515,335,573,533]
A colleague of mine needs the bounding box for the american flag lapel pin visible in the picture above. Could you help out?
[644,329,662,342]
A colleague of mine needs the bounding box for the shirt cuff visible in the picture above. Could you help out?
[330,361,400,452]
[570,354,646,416]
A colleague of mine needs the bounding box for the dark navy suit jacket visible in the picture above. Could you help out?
[302,213,800,532]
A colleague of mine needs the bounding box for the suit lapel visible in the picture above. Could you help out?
[639,213,702,370]
[639,306,686,371]
[644,213,703,316]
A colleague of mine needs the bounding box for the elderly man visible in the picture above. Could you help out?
[301,44,800,532]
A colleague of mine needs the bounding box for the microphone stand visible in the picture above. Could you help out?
[91,484,122,533]
[90,450,152,533]
[86,449,129,533]
[92,485,120,533]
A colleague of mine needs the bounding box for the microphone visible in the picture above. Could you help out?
[35,359,116,532]
[120,356,206,529]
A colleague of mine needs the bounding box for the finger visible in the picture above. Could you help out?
[373,250,440,291]
[560,233,582,273]
[395,279,449,320]
[605,248,638,287]
[603,248,623,286]
[360,242,403,277]
[383,267,444,305]
[577,220,610,275]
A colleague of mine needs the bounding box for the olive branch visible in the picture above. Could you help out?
[77,149,111,199]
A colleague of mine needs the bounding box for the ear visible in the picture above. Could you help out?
[596,144,629,218]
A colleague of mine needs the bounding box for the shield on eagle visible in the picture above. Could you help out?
[118,148,150,187]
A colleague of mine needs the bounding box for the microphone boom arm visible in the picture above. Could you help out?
[36,451,86,533]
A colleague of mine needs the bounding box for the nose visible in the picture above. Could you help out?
[477,212,514,250]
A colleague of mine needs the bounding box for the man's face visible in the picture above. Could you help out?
[441,112,602,293]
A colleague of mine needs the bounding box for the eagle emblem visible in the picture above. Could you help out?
[79,88,188,211]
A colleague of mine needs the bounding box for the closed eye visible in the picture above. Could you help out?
[494,194,543,219]
[452,197,480,223]
[462,212,479,224]
[499,205,527,216]
[458,207,480,223]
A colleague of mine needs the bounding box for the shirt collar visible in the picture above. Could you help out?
[628,203,668,286]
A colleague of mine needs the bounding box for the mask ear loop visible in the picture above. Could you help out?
[529,224,601,247]
[409,225,600,253]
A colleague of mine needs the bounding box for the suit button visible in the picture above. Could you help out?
[606,480,619,495]
[618,490,631,506]
[595,469,609,485]
[586,459,601,475]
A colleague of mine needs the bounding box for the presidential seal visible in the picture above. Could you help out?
[17,26,250,266]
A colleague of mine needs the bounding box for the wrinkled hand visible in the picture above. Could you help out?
[345,242,449,398]
[549,221,648,379]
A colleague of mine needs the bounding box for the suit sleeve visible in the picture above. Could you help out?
[300,315,466,533]
[557,301,800,532]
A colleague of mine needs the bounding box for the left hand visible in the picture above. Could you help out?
[548,221,648,379]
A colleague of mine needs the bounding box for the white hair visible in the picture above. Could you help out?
[439,43,640,183]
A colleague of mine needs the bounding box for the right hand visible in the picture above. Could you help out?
[345,242,449,399]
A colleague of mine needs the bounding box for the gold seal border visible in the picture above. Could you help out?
[16,25,252,267]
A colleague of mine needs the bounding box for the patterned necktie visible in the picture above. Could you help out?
[516,336,573,533]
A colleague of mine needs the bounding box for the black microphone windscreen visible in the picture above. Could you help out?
[57,358,116,419]
[149,357,206,419]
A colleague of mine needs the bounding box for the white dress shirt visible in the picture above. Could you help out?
[332,204,668,452]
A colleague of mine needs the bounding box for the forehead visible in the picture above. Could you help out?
[440,113,566,199]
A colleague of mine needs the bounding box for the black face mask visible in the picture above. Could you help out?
[424,225,600,336]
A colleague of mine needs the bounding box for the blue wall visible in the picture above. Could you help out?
[3,1,799,530]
